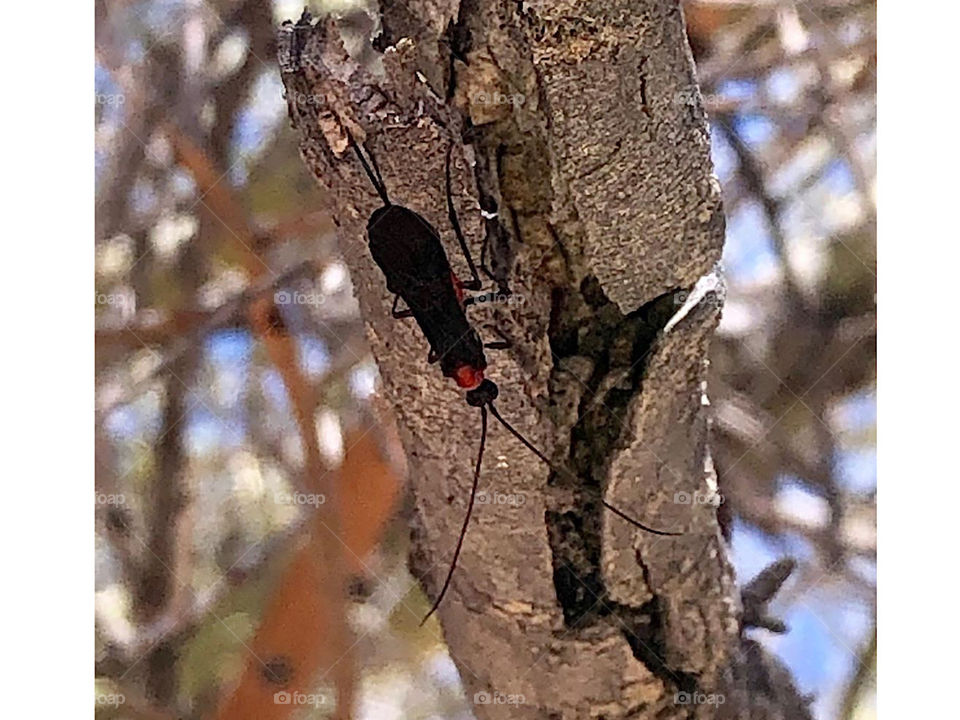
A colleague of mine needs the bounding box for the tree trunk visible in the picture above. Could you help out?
[278,2,811,718]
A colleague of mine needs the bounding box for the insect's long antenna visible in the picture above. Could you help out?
[421,405,488,625]
[599,499,683,537]
[347,133,390,207]
[486,402,681,536]
[487,402,555,468]
[366,139,387,195]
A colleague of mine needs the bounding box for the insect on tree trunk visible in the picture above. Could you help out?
[278,2,812,718]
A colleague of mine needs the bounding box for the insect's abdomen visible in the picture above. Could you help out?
[367,206,451,293]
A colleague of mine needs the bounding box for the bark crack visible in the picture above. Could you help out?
[545,273,695,688]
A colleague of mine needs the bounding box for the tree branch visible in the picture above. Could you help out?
[278,4,810,718]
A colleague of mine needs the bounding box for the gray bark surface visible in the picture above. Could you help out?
[278,3,811,718]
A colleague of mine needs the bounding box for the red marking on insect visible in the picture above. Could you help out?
[451,271,466,305]
[452,364,484,390]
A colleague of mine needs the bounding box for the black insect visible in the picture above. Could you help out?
[347,134,680,623]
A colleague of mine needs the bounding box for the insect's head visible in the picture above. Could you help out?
[465,379,499,407]
[442,331,488,390]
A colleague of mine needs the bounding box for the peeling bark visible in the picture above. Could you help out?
[278,2,811,718]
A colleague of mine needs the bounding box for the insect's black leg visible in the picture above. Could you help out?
[482,326,512,350]
[479,231,497,286]
[479,224,489,273]
[391,294,414,319]
[445,144,483,291]
[421,406,488,624]
[472,144,503,287]
[477,204,505,287]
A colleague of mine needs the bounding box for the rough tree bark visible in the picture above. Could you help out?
[278,2,812,718]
